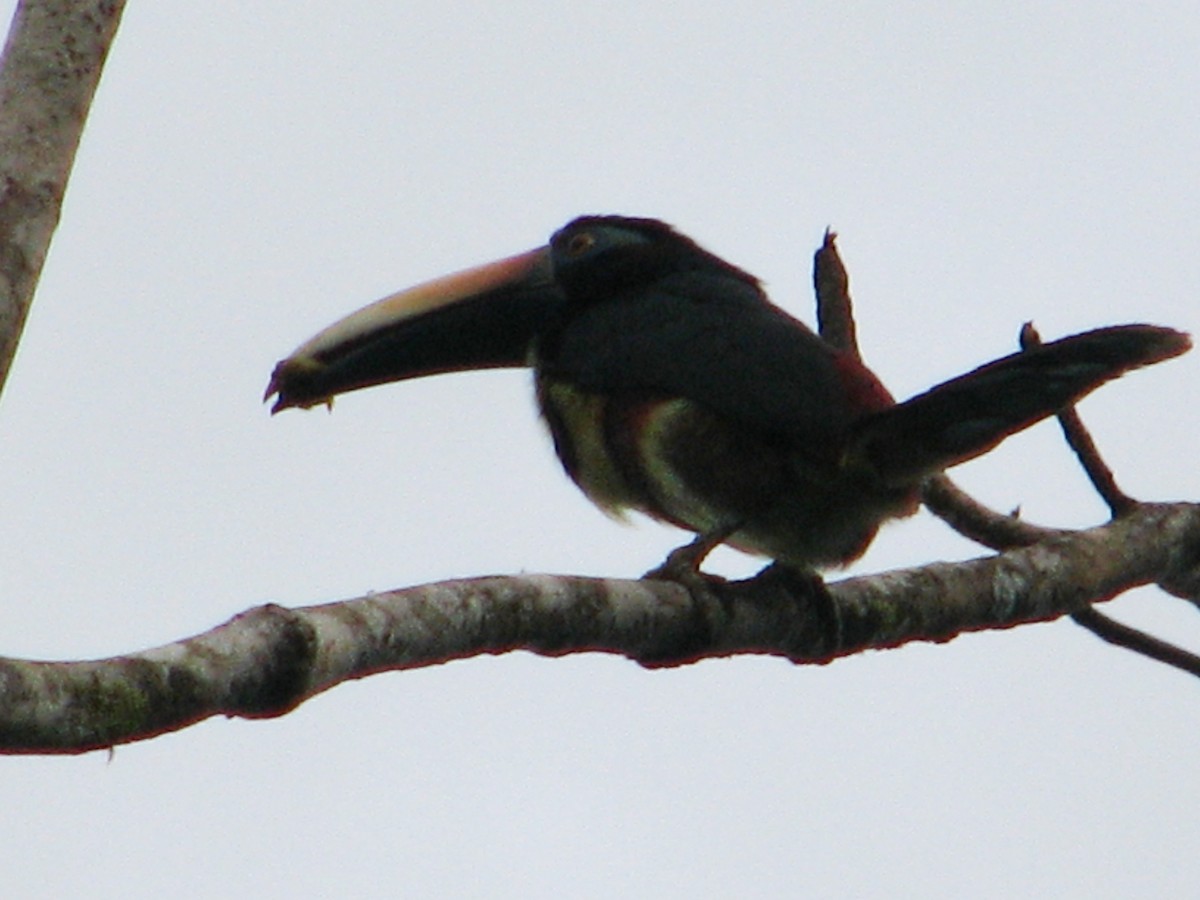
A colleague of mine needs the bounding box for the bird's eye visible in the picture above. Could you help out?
[565,232,595,257]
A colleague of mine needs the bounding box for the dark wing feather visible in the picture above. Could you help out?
[544,271,873,450]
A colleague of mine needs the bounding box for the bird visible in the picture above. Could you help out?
[266,215,1189,571]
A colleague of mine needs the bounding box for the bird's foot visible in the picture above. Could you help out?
[754,563,841,649]
[642,525,737,588]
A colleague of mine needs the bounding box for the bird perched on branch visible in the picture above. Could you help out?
[266,215,1189,571]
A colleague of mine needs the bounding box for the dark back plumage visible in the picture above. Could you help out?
[537,216,894,458]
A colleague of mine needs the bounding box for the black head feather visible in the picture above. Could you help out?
[548,215,761,302]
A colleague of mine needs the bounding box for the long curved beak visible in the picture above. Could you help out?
[265,247,560,412]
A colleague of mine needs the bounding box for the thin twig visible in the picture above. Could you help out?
[1019,322,1136,514]
[1071,607,1200,679]
[921,474,1064,550]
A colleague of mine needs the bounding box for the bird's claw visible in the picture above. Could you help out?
[642,525,738,586]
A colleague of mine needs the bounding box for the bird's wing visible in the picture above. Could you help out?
[546,272,886,449]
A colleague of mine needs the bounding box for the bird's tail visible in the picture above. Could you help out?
[846,324,1190,486]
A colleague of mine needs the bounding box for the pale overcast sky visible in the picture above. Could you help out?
[2,2,1198,897]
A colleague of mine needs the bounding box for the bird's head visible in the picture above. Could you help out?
[548,216,760,303]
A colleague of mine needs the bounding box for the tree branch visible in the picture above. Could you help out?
[0,0,125,397]
[922,474,1063,550]
[813,228,860,357]
[1070,607,1200,678]
[3,501,1197,754]
[0,3,1193,758]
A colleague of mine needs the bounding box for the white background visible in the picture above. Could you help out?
[1,3,1197,897]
